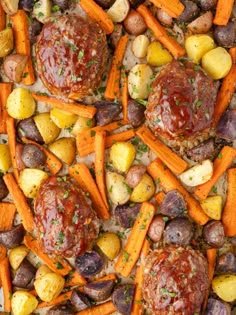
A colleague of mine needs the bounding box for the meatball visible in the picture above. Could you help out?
[36,15,108,98]
[145,61,218,140]
[143,246,209,315]
[34,176,99,258]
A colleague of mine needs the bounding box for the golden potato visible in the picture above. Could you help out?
[50,108,78,129]
[11,291,38,315]
[6,88,36,120]
[201,47,232,80]
[106,171,131,205]
[130,173,155,202]
[128,64,153,99]
[33,112,60,144]
[96,232,121,260]
[146,41,173,67]
[132,35,150,58]
[0,144,11,172]
[212,274,236,302]
[19,168,48,198]
[33,0,51,23]
[9,245,29,270]
[200,195,223,220]
[35,264,52,280]
[71,116,94,136]
[185,34,215,63]
[0,28,13,58]
[110,141,136,173]
[48,137,76,165]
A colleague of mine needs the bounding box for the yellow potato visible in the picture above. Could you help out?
[34,272,65,302]
[33,112,60,144]
[71,116,94,136]
[110,141,136,173]
[6,88,36,120]
[19,168,48,198]
[11,291,38,315]
[185,34,215,63]
[106,171,131,205]
[200,195,223,220]
[132,35,150,58]
[0,28,13,58]
[33,0,51,23]
[0,144,11,172]
[130,173,155,202]
[96,232,121,260]
[9,245,29,270]
[146,41,173,67]
[48,137,76,165]
[128,64,153,99]
[35,265,52,280]
[212,274,236,302]
[50,108,78,129]
[201,47,232,80]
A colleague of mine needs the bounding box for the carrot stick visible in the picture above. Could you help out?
[3,173,34,232]
[6,117,20,181]
[11,10,35,85]
[132,239,150,315]
[31,92,97,118]
[37,290,73,308]
[114,202,155,277]
[0,83,12,134]
[155,191,165,205]
[94,273,117,283]
[95,131,109,208]
[149,0,184,18]
[0,258,12,312]
[137,5,186,57]
[195,146,236,200]
[222,168,236,237]
[147,158,209,225]
[121,71,129,122]
[76,301,116,315]
[24,235,72,276]
[79,0,114,34]
[69,163,110,220]
[21,137,62,174]
[213,0,234,25]
[136,125,188,175]
[0,2,5,31]
[104,34,129,100]
[0,203,16,229]
[213,47,236,126]
[65,270,87,287]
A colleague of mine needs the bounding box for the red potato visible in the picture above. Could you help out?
[125,165,146,188]
[187,11,213,34]
[156,8,173,26]
[15,143,25,172]
[3,54,28,83]
[123,9,147,35]
[148,215,166,242]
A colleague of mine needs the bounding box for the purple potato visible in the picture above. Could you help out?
[83,280,115,301]
[0,224,25,249]
[70,290,92,311]
[187,139,215,162]
[75,251,104,278]
[216,110,236,141]
[203,220,225,248]
[112,284,135,315]
[164,217,193,246]
[95,101,122,126]
[115,203,141,228]
[160,190,186,217]
[216,252,236,274]
[0,178,8,201]
[12,259,36,289]
[205,298,231,315]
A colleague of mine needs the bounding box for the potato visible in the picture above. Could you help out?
[11,291,38,315]
[107,0,130,23]
[71,116,94,136]
[19,168,48,198]
[33,112,60,144]
[48,137,76,165]
[0,28,13,57]
[106,171,131,205]
[212,274,236,302]
[187,11,213,34]
[128,64,153,99]
[130,173,155,202]
[132,35,149,58]
[33,0,51,23]
[96,232,121,260]
[200,195,223,220]
[3,54,28,83]
[1,0,19,15]
[50,108,78,129]
[35,264,52,280]
[201,47,232,80]
[185,34,215,63]
[0,144,11,172]
[7,88,36,120]
[179,159,213,186]
[34,272,65,302]
[9,245,29,270]
[110,141,136,173]
[146,41,173,67]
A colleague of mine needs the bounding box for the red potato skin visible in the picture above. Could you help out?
[3,54,28,83]
[147,215,165,242]
[123,9,147,35]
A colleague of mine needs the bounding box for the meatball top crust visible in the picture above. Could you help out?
[36,15,108,98]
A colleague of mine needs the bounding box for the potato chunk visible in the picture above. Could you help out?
[0,28,13,58]
[200,195,223,220]
[48,137,76,165]
[110,141,136,173]
[9,245,29,270]
[106,171,131,205]
[146,41,173,67]
[0,144,11,172]
[130,173,155,202]
[128,64,153,99]
[185,34,215,63]
[50,108,78,129]
[212,274,236,302]
[33,112,60,144]
[132,35,149,58]
[96,232,121,260]
[19,168,48,198]
[12,291,38,315]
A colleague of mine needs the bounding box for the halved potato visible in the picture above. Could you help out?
[212,274,236,302]
[0,144,11,172]
[107,0,130,23]
[146,41,173,67]
[110,141,136,173]
[33,112,60,144]
[185,34,215,63]
[9,245,29,270]
[132,35,149,58]
[35,264,52,280]
[96,232,121,260]
[33,0,51,23]
[1,0,19,15]
[200,195,223,220]
[128,64,153,99]
[48,137,76,165]
[0,28,13,58]
[19,168,48,198]
[130,173,155,202]
[3,54,28,83]
[106,171,131,205]
[11,291,38,315]
[71,116,94,136]
[50,108,78,129]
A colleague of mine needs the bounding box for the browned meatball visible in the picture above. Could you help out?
[143,246,209,315]
[34,176,99,258]
[145,61,218,140]
[36,15,108,98]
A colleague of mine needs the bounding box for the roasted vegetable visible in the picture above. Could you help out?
[11,291,38,315]
[200,195,223,220]
[3,54,28,83]
[128,64,153,99]
[71,116,94,136]
[127,99,145,127]
[9,245,29,270]
[214,22,236,48]
[28,18,43,45]
[216,252,236,274]
[70,290,92,311]
[146,41,173,67]
[33,0,51,23]
[177,0,199,22]
[187,11,213,34]
[132,34,149,58]
[185,34,215,63]
[110,141,136,173]
[203,220,225,248]
[125,165,146,188]
[21,144,46,168]
[19,168,48,198]
[35,264,52,279]
[19,0,34,11]
[0,224,24,249]
[0,144,11,172]
[12,259,36,289]
[123,9,147,35]
[187,139,215,162]
[107,0,130,22]
[16,118,44,144]
[148,215,166,242]
[106,171,131,205]
[33,112,60,144]
[160,190,186,217]
[156,8,173,26]
[95,101,122,126]
[112,284,135,315]
[46,303,75,315]
[75,251,104,278]
[0,177,8,200]
[0,28,13,58]
[212,274,236,302]
[50,108,78,129]
[130,173,155,202]
[205,298,231,315]
[216,110,236,141]
[83,280,114,301]
[164,217,193,246]
[96,232,121,260]
[48,137,76,165]
[114,202,141,228]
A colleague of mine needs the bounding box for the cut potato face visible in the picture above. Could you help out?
[50,108,78,129]
[212,274,236,302]
[128,64,153,99]
[146,41,173,67]
[0,144,11,172]
[19,168,48,198]
[33,112,60,144]
[106,171,131,205]
[130,173,155,202]
[48,137,76,165]
[1,0,19,15]
[132,35,149,58]
[110,141,136,173]
[3,54,28,83]
[200,195,223,220]
[9,245,29,270]
[96,232,121,260]
[71,116,94,136]
[33,0,51,23]
[35,264,52,280]
[0,28,13,58]
[11,291,38,315]
[107,0,130,23]
[185,34,215,64]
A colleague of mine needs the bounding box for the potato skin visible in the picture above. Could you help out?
[130,173,155,202]
[19,168,48,198]
[96,232,121,260]
[48,137,76,165]
[3,54,28,83]
[0,28,13,58]
[33,112,60,144]
[11,291,38,315]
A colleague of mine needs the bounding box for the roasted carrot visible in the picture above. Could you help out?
[155,191,165,205]
[22,137,62,174]
[136,125,188,175]
[149,0,184,18]
[24,236,72,276]
[114,202,155,277]
[137,5,186,57]
[95,131,109,208]
[0,2,5,31]
[69,163,110,220]
[132,239,150,315]
[195,146,236,200]
[147,158,209,225]
[37,290,73,308]
[79,0,114,34]
[121,71,129,122]
[76,301,116,315]
[6,117,20,181]
[0,83,12,134]
[3,173,34,232]
[65,270,87,287]
[222,168,236,237]
[31,92,97,118]
[213,0,234,25]
[0,258,12,312]
[11,10,35,85]
[213,47,236,125]
[104,34,129,100]
[94,273,117,283]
